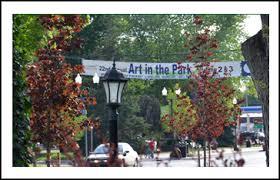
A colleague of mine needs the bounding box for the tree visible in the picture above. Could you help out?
[182,16,240,167]
[161,83,198,138]
[13,15,46,166]
[27,15,90,167]
[216,126,235,147]
[118,88,152,152]
[241,14,269,167]
[138,95,161,131]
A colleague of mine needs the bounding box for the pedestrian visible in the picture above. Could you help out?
[149,139,155,159]
[210,138,218,150]
[156,141,161,159]
[170,145,182,159]
[144,141,150,158]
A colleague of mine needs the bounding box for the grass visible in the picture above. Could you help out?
[187,148,197,157]
[29,151,75,167]
[36,151,74,161]
[30,164,47,167]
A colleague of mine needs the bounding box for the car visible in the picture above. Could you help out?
[87,142,140,167]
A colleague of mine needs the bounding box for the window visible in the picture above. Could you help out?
[241,118,247,123]
[118,144,123,153]
[94,145,109,154]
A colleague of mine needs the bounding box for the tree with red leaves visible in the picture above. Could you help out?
[27,15,90,167]
[162,16,241,167]
[185,16,241,167]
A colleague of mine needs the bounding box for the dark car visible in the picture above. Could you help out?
[239,131,265,146]
[239,131,254,146]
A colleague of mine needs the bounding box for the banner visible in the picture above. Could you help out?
[82,59,251,79]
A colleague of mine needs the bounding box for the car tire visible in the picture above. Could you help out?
[120,159,125,167]
[133,158,139,167]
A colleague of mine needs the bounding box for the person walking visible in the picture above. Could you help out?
[149,139,155,159]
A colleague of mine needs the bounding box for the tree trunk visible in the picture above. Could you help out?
[46,113,51,167]
[203,140,206,167]
[197,147,201,167]
[208,141,211,167]
[46,147,51,167]
[241,14,269,167]
[33,153,37,167]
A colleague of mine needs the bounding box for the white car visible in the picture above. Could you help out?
[87,142,140,167]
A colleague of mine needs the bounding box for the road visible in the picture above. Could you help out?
[37,147,266,167]
[139,148,266,167]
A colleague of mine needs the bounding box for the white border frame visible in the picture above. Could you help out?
[1,1,279,179]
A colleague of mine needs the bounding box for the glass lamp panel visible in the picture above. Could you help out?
[103,82,109,103]
[93,73,100,84]
[75,73,82,84]
[117,82,126,103]
[233,97,237,104]
[162,87,167,96]
[175,88,181,95]
[109,82,119,103]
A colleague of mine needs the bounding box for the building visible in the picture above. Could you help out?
[239,106,264,133]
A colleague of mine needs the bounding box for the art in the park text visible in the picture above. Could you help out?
[128,63,234,76]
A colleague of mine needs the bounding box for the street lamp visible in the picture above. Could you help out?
[162,87,167,96]
[233,97,239,151]
[75,73,100,157]
[175,88,181,95]
[89,73,100,153]
[162,86,181,146]
[101,59,128,164]
[75,73,90,158]
[93,73,100,84]
[75,73,82,85]
[233,97,237,105]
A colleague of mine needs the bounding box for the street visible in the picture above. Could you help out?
[140,147,266,167]
[36,146,266,167]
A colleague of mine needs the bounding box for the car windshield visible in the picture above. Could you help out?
[118,145,123,153]
[94,145,109,154]
[93,144,124,154]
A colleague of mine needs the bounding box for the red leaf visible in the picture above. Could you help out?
[193,16,203,25]
[207,52,213,57]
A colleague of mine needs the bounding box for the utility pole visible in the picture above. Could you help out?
[85,126,88,157]
[170,98,176,146]
[90,126,93,152]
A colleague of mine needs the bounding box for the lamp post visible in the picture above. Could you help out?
[84,123,88,157]
[90,125,94,152]
[90,73,100,153]
[75,72,100,157]
[101,58,128,165]
[162,87,181,146]
[75,73,90,158]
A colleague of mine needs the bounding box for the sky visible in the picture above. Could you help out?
[243,15,263,36]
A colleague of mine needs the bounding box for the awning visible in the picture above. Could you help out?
[240,113,263,118]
